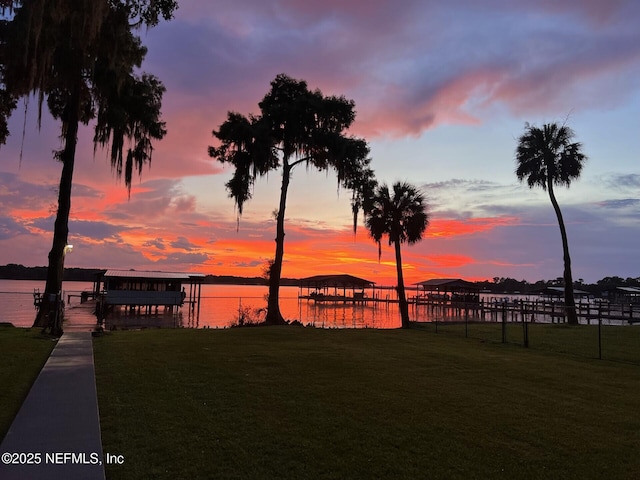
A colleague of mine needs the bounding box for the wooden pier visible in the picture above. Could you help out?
[297,282,640,325]
[299,291,392,305]
[63,299,101,331]
[410,297,640,325]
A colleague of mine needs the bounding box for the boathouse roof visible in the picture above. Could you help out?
[104,270,205,280]
[540,286,590,296]
[615,286,640,294]
[299,274,375,288]
[415,278,479,290]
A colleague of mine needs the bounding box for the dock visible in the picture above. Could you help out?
[299,292,382,304]
[410,297,640,325]
[297,283,640,325]
[64,299,101,332]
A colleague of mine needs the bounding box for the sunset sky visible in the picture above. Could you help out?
[1,0,639,285]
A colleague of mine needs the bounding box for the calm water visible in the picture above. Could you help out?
[0,280,405,329]
[2,279,620,329]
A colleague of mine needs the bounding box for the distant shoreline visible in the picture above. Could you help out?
[2,264,638,297]
[0,264,295,286]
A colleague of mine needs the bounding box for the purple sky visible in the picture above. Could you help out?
[1,0,639,284]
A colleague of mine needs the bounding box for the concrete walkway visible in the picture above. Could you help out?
[0,306,105,479]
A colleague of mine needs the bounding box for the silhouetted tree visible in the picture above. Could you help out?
[365,181,428,328]
[515,122,587,324]
[210,74,374,325]
[0,1,177,333]
[0,4,17,142]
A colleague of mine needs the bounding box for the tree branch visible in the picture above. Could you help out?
[289,156,310,169]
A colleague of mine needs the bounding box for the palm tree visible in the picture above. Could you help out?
[0,1,176,334]
[210,74,374,325]
[365,181,428,328]
[515,122,587,325]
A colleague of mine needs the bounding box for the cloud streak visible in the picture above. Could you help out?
[0,1,638,283]
[143,0,640,139]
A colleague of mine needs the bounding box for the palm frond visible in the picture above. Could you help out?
[515,122,587,192]
[365,181,428,256]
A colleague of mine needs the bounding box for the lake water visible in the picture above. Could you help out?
[2,279,625,329]
[0,280,406,329]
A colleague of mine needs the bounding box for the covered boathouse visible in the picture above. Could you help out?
[414,278,480,304]
[606,286,640,304]
[298,274,375,303]
[97,269,205,314]
[539,286,591,301]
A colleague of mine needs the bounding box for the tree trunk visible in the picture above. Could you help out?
[264,161,290,325]
[548,182,578,325]
[394,240,410,328]
[33,91,80,334]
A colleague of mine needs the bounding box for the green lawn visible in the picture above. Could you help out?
[0,325,56,439]
[423,321,640,363]
[93,327,640,480]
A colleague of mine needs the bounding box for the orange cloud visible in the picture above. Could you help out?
[427,254,476,268]
[428,216,519,238]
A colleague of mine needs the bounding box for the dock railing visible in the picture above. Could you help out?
[412,297,639,324]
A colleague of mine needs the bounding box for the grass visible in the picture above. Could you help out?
[93,327,640,480]
[423,320,640,363]
[0,325,56,440]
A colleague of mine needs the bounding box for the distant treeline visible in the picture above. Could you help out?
[0,264,104,282]
[0,264,637,294]
[478,276,640,297]
[200,275,299,286]
[0,264,298,286]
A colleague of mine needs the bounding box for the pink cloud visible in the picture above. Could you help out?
[157,0,640,140]
[520,0,636,26]
[2,1,639,285]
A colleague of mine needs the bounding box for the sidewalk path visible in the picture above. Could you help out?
[0,309,105,479]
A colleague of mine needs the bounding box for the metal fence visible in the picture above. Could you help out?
[417,304,640,364]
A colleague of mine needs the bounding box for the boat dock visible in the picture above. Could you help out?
[411,297,640,324]
[64,299,102,331]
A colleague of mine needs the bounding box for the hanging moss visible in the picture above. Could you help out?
[0,1,177,329]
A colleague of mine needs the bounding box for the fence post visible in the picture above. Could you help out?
[598,316,602,360]
[521,303,528,348]
[530,300,536,323]
[585,299,590,325]
[465,306,468,338]
[501,304,506,343]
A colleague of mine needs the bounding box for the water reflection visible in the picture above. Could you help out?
[10,281,625,330]
[297,301,401,329]
[150,295,404,329]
